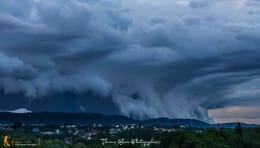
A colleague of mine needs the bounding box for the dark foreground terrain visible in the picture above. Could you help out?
[0,113,259,147]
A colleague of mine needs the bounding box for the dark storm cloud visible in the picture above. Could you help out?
[0,0,260,122]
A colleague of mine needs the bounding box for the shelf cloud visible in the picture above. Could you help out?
[0,0,260,122]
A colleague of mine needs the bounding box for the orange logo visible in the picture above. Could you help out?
[3,136,10,147]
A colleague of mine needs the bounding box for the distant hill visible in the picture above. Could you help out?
[211,122,258,128]
[0,108,32,114]
[143,118,210,128]
[0,112,136,125]
[0,112,258,128]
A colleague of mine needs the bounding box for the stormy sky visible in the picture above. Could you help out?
[0,0,260,123]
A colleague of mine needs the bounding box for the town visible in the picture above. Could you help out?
[0,122,180,147]
[1,121,259,147]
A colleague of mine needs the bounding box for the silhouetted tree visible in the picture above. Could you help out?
[233,122,245,148]
[235,122,243,136]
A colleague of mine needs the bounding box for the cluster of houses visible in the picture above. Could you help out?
[0,123,144,141]
[0,122,202,146]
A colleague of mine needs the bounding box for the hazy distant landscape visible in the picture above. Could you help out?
[0,112,258,129]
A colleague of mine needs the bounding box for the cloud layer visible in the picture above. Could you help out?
[0,0,260,122]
